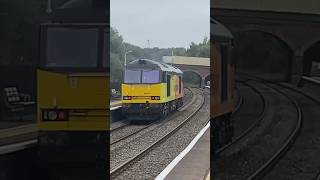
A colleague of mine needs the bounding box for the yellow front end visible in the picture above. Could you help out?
[37,70,109,131]
[122,83,173,104]
[122,74,179,104]
[37,70,109,164]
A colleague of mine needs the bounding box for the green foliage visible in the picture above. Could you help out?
[186,37,209,58]
[110,26,209,87]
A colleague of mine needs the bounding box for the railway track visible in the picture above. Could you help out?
[245,80,302,180]
[237,73,320,180]
[216,81,266,154]
[110,121,130,132]
[245,78,320,180]
[214,75,302,180]
[110,88,205,178]
[110,87,194,146]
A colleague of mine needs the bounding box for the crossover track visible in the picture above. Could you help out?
[110,88,205,177]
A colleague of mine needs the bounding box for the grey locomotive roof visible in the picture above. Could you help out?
[211,18,233,39]
[127,59,183,74]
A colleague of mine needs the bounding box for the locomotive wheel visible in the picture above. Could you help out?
[161,103,168,117]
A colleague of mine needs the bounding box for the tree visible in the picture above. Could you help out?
[110,27,210,87]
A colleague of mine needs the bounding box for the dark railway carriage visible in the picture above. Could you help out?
[211,18,236,151]
[122,59,183,120]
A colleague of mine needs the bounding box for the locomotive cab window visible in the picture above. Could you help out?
[124,70,141,83]
[142,70,160,83]
[40,24,108,72]
[46,28,98,67]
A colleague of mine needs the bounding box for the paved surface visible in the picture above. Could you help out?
[311,76,320,82]
[110,100,121,108]
[0,107,37,146]
[165,127,210,180]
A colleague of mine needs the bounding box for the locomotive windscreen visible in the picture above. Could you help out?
[124,70,141,83]
[142,70,160,83]
[124,69,160,84]
[46,27,98,67]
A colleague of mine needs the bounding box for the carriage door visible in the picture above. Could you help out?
[167,75,171,97]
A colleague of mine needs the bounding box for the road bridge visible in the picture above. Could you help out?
[212,0,320,83]
[162,56,210,87]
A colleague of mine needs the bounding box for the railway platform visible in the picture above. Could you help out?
[0,99,120,154]
[110,100,122,110]
[156,123,210,180]
[0,120,37,154]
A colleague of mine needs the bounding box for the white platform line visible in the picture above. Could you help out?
[0,139,37,155]
[110,106,122,111]
[155,121,210,180]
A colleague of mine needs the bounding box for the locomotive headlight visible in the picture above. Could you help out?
[151,96,160,100]
[42,110,68,121]
[123,96,132,100]
[48,111,58,120]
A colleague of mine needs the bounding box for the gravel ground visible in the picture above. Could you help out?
[263,84,320,180]
[110,88,194,149]
[110,88,202,171]
[110,123,152,144]
[299,79,320,100]
[113,89,210,180]
[110,121,129,131]
[214,82,299,179]
[110,88,192,143]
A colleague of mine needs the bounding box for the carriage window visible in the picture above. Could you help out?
[46,27,98,67]
[124,70,141,83]
[142,70,160,83]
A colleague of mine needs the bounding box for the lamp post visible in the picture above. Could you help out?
[46,0,52,14]
[124,50,133,67]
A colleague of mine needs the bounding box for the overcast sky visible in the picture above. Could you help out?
[110,0,210,48]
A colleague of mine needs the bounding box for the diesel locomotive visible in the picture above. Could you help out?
[37,0,109,168]
[122,59,183,120]
[211,17,236,151]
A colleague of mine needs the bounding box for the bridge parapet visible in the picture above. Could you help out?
[162,56,210,87]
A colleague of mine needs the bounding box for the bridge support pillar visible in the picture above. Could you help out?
[291,55,304,85]
[201,77,206,88]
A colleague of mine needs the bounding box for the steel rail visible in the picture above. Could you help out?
[216,81,266,154]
